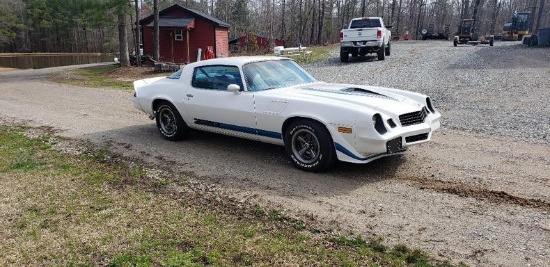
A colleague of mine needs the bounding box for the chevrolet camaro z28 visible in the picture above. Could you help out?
[132,56,441,172]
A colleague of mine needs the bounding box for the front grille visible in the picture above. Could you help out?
[405,133,429,143]
[399,107,428,126]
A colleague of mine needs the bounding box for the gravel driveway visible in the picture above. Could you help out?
[1,41,549,266]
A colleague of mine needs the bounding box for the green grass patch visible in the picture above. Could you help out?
[0,125,463,266]
[49,46,338,90]
[49,64,137,90]
[291,44,339,64]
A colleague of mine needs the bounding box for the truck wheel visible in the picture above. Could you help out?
[377,44,385,60]
[385,42,391,56]
[340,51,349,62]
[453,40,458,47]
[490,38,494,46]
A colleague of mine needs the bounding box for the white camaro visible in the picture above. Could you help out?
[133,56,441,172]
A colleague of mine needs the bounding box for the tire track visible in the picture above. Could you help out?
[406,177,550,212]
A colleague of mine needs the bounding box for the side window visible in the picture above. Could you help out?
[191,65,244,90]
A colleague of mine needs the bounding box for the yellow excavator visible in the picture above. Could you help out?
[453,18,494,46]
[453,0,494,47]
[502,11,531,41]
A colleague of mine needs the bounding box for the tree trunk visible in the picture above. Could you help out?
[535,0,546,33]
[118,6,130,67]
[317,0,325,44]
[153,0,160,61]
[134,0,141,66]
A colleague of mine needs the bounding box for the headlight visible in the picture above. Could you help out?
[372,113,388,134]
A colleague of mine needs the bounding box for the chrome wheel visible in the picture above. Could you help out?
[155,102,189,141]
[158,106,177,136]
[291,128,320,164]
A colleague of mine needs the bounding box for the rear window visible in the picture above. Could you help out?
[350,18,381,29]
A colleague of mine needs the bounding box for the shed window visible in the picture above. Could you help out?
[174,30,183,41]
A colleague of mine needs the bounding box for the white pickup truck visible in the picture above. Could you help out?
[339,17,391,62]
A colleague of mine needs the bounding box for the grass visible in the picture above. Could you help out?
[49,64,165,90]
[0,125,464,266]
[291,43,339,64]
[50,45,338,90]
[49,64,131,89]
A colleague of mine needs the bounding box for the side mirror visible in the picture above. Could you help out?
[227,84,241,94]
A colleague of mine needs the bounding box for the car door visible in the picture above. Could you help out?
[182,65,258,140]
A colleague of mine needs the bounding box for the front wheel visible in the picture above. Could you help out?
[284,120,336,172]
[155,102,189,141]
[385,42,391,56]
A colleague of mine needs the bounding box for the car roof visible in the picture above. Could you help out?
[186,56,289,68]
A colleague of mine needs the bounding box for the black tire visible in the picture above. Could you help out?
[377,44,386,60]
[155,101,189,141]
[490,38,494,46]
[385,42,391,56]
[453,40,458,47]
[340,50,349,62]
[284,120,336,172]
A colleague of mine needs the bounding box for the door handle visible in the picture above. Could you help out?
[186,94,193,98]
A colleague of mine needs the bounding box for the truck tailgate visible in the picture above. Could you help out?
[341,28,378,41]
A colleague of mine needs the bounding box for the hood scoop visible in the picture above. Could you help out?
[301,86,398,101]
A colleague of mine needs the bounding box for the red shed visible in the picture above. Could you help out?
[140,4,230,64]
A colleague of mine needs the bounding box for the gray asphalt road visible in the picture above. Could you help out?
[1,42,549,266]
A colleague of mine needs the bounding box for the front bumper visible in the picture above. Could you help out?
[334,112,441,164]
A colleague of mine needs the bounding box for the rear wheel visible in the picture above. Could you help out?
[155,102,189,141]
[284,120,336,172]
[385,42,391,56]
[377,44,386,60]
[453,40,458,47]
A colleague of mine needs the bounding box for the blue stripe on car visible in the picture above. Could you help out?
[194,119,282,139]
[334,142,384,161]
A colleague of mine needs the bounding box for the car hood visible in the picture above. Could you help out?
[272,82,425,114]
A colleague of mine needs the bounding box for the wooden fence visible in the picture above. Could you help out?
[0,53,115,69]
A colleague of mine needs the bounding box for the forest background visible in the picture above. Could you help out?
[0,0,548,55]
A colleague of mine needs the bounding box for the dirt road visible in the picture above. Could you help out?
[1,42,548,266]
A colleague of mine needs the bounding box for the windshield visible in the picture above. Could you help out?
[243,59,316,91]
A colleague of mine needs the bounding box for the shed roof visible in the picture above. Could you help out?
[146,17,194,28]
[140,4,230,28]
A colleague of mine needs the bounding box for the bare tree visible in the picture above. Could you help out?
[118,2,130,67]
[153,0,159,61]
